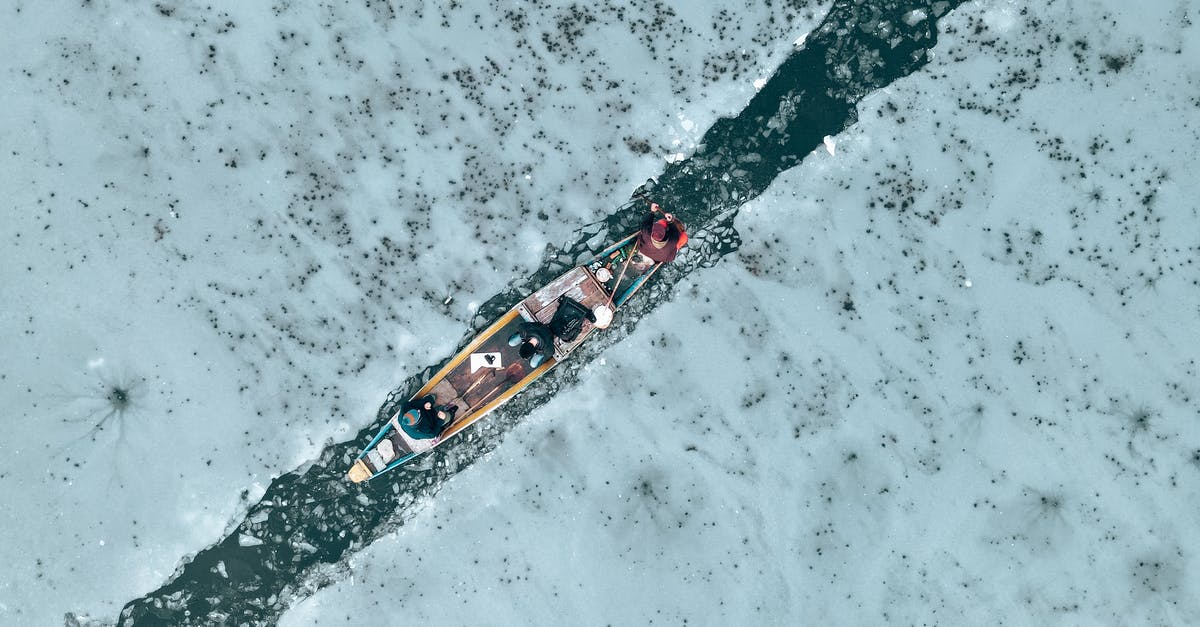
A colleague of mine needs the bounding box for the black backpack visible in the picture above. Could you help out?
[548,295,596,342]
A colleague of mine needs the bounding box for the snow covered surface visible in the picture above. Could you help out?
[2,0,1199,624]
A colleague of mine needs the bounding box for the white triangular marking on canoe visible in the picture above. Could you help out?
[470,352,503,374]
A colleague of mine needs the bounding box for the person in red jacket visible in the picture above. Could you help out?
[636,202,688,263]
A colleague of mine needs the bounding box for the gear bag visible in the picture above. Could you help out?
[548,295,596,343]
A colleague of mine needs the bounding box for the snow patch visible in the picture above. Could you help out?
[823,135,837,156]
[982,4,1019,33]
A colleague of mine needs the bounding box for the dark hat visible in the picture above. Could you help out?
[650,219,668,242]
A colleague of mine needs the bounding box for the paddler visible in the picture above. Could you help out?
[636,202,688,263]
[401,394,457,439]
[507,321,555,367]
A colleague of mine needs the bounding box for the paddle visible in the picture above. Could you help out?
[465,363,526,415]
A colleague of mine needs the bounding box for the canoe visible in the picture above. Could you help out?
[348,232,661,482]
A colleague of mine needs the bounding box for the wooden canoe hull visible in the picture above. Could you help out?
[348,233,660,482]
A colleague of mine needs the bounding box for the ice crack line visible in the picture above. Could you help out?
[114,1,963,624]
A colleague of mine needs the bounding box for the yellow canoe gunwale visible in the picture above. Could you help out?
[437,358,555,441]
[403,306,556,448]
[412,307,523,401]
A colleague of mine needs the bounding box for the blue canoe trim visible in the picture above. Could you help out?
[375,452,418,478]
[614,263,660,308]
[595,235,635,259]
[355,418,421,479]
[356,421,394,461]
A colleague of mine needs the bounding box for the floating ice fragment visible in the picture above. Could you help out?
[823,135,836,156]
[238,533,264,547]
[294,541,318,553]
[217,561,228,578]
[902,9,927,26]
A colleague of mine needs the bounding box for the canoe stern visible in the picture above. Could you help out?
[347,459,372,483]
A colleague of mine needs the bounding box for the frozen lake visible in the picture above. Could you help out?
[1,0,1198,624]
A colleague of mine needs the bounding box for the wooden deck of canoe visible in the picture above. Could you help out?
[349,233,660,482]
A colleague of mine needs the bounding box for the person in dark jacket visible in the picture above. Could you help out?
[507,321,554,367]
[636,202,688,263]
[400,394,457,439]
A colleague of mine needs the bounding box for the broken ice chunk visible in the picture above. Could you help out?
[238,534,264,547]
[903,9,927,26]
